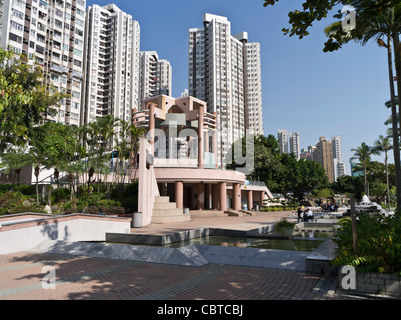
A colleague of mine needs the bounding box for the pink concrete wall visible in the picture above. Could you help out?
[138,138,160,226]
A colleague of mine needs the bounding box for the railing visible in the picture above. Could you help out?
[203,112,216,130]
[245,180,267,187]
[132,110,150,128]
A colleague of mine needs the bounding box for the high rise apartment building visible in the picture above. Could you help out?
[240,33,264,136]
[331,136,343,162]
[315,137,334,183]
[307,136,347,182]
[189,13,264,165]
[278,129,300,160]
[331,136,347,180]
[333,158,347,181]
[289,132,300,160]
[81,3,140,126]
[0,0,87,126]
[139,51,172,102]
[277,129,288,154]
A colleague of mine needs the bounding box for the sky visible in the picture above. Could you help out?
[86,0,392,168]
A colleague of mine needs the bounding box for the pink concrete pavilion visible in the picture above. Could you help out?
[132,95,269,214]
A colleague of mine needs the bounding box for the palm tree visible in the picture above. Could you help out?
[384,98,401,141]
[114,118,131,191]
[87,120,104,192]
[2,146,30,192]
[373,135,393,208]
[351,142,377,196]
[129,124,146,181]
[72,124,89,197]
[101,115,118,154]
[27,144,47,205]
[100,115,118,192]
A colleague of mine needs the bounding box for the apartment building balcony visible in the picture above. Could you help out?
[50,64,69,74]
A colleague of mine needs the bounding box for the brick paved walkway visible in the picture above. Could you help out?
[0,251,352,301]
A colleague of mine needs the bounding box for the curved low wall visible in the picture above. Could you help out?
[0,213,131,255]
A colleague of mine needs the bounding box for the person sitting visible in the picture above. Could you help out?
[304,208,313,222]
[307,209,314,222]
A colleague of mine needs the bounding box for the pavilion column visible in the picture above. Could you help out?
[198,105,204,169]
[212,112,218,169]
[260,191,265,208]
[175,181,184,209]
[204,130,209,167]
[219,182,227,211]
[247,190,253,211]
[131,107,139,170]
[205,184,211,209]
[148,103,156,154]
[233,183,241,211]
[212,184,219,210]
[197,183,205,210]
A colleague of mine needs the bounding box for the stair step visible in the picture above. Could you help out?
[154,196,171,203]
[152,215,191,223]
[153,202,177,210]
[152,208,184,216]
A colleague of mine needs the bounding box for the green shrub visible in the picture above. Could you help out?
[8,205,45,214]
[19,185,35,196]
[118,197,138,212]
[84,206,100,214]
[0,191,31,215]
[0,184,12,195]
[0,184,35,196]
[121,182,138,197]
[275,219,296,228]
[64,207,79,214]
[62,200,76,210]
[105,206,126,215]
[87,193,106,206]
[51,187,71,202]
[96,199,122,207]
[331,212,401,276]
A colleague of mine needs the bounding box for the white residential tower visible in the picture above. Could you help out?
[0,0,87,126]
[81,4,140,126]
[139,51,172,102]
[189,13,264,166]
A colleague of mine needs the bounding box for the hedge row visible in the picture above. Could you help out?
[64,205,127,215]
[260,206,297,212]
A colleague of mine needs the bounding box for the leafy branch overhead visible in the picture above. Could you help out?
[263,0,401,50]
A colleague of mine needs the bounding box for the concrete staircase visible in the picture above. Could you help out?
[151,196,191,224]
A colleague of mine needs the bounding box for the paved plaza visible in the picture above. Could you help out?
[0,211,368,301]
[0,251,346,301]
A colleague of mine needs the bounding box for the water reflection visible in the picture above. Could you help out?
[163,234,328,252]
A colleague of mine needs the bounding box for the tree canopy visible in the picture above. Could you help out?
[227,134,328,200]
[0,48,64,153]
